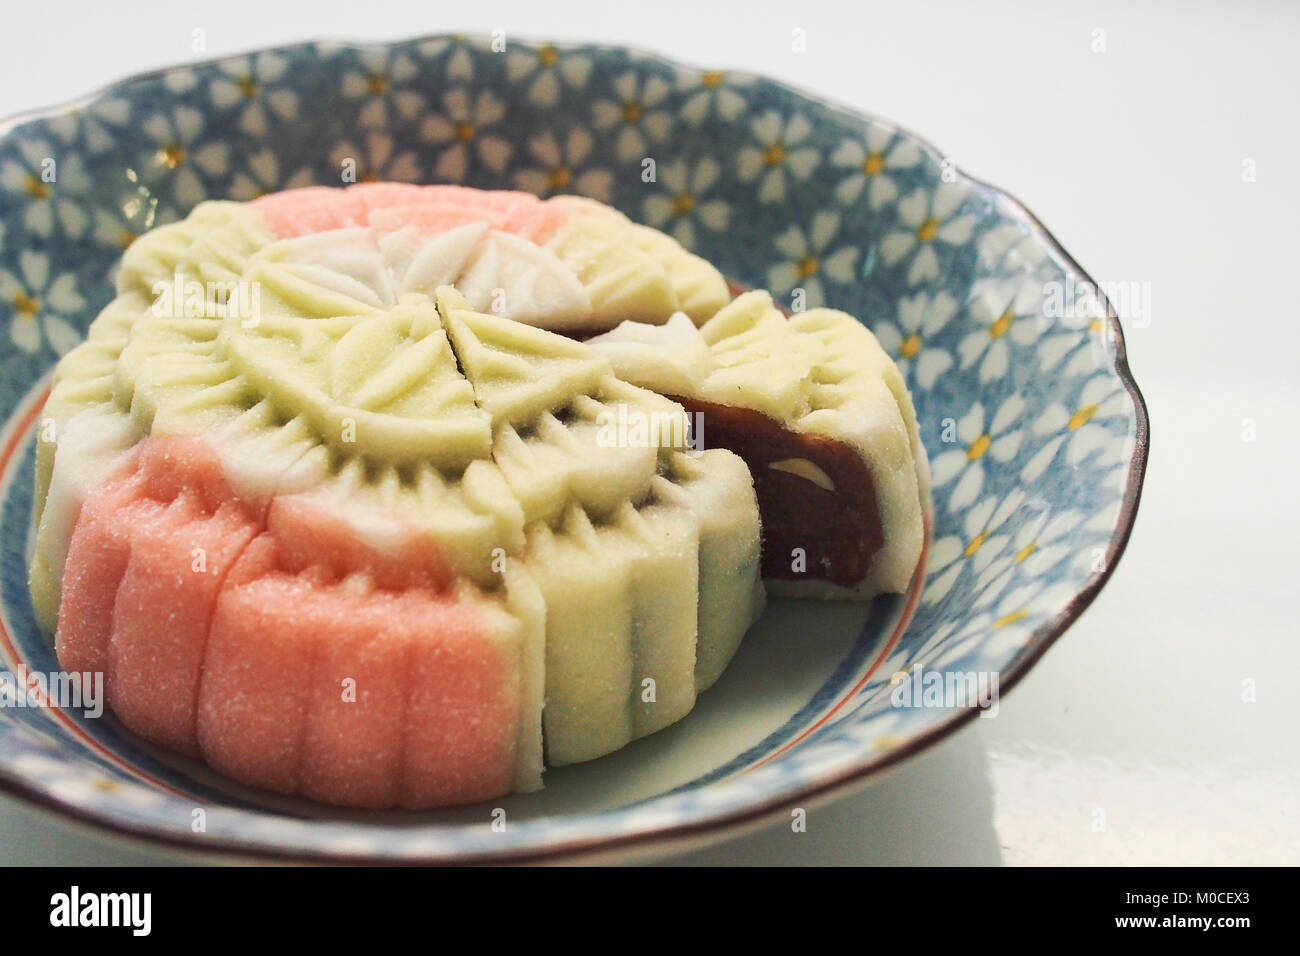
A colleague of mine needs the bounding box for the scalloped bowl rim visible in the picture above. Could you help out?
[0,33,1149,864]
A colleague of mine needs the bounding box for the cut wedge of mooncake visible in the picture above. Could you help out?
[588,292,931,598]
[32,184,924,809]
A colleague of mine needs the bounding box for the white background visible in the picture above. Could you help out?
[1,0,1296,865]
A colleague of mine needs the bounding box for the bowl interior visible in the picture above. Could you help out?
[0,35,1145,861]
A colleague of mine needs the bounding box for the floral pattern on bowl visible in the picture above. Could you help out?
[0,34,1147,863]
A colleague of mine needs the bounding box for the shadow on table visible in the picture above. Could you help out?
[656,719,1001,865]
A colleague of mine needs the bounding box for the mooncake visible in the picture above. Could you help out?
[31,184,925,808]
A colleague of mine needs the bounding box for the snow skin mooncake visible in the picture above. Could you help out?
[30,184,926,808]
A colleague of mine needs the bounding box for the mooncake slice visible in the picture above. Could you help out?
[588,291,930,598]
[45,277,548,802]
[524,457,764,766]
[436,285,685,523]
[436,286,762,763]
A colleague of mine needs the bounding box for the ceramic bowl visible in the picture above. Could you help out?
[0,34,1148,863]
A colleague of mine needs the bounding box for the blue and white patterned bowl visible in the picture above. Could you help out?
[0,35,1147,863]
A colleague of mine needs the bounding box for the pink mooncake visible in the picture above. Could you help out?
[31,184,927,807]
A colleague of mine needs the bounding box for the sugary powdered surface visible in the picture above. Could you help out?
[31,184,927,808]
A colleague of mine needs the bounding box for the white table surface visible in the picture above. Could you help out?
[1,0,1296,866]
